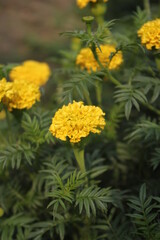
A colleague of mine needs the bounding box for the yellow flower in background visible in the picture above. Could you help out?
[0,78,7,101]
[138,19,160,50]
[77,0,108,9]
[2,80,40,111]
[0,208,4,217]
[76,44,123,72]
[0,110,6,120]
[0,78,12,102]
[10,60,51,87]
[49,101,105,143]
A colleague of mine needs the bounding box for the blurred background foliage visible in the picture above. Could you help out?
[0,0,159,62]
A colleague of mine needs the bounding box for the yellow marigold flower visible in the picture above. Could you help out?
[2,80,40,111]
[76,44,123,72]
[0,78,12,102]
[49,101,106,143]
[77,0,108,9]
[138,19,160,50]
[10,60,51,86]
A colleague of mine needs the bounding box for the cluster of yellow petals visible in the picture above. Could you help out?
[138,19,160,50]
[77,0,108,9]
[0,78,12,102]
[10,60,51,87]
[0,78,40,111]
[49,101,106,143]
[76,44,123,72]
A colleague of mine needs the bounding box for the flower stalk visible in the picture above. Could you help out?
[143,0,151,19]
[96,80,102,106]
[83,88,92,105]
[72,145,86,172]
[4,107,11,130]
[91,3,107,25]
[82,16,94,35]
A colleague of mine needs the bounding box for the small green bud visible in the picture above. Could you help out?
[82,16,94,24]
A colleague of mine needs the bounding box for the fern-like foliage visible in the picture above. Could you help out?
[61,21,114,49]
[104,104,124,140]
[127,119,160,143]
[0,143,35,169]
[0,213,35,240]
[42,155,119,219]
[60,70,104,104]
[133,75,160,103]
[127,183,160,240]
[0,109,54,169]
[22,110,53,145]
[114,84,147,119]
[133,7,149,30]
[75,186,112,217]
[150,148,160,170]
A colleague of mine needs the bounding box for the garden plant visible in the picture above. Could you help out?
[0,0,160,239]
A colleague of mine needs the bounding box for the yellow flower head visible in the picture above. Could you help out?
[77,0,108,9]
[138,19,160,50]
[76,44,123,72]
[9,60,51,86]
[2,79,40,111]
[0,78,12,102]
[49,101,106,143]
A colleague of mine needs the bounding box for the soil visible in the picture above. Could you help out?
[0,0,81,62]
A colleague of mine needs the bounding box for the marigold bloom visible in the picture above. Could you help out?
[138,19,160,50]
[77,0,108,9]
[2,80,40,111]
[76,44,123,72]
[49,101,106,143]
[0,78,12,102]
[10,60,51,86]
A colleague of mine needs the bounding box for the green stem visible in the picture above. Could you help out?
[96,80,102,106]
[105,68,121,86]
[83,89,92,105]
[82,16,94,36]
[143,0,151,19]
[72,146,86,172]
[86,23,92,35]
[91,44,121,86]
[4,107,11,130]
[142,102,160,115]
[91,3,107,25]
[155,57,160,71]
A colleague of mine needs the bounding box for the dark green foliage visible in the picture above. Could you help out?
[0,143,35,168]
[114,84,147,119]
[127,184,160,240]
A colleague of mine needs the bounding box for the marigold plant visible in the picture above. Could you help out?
[49,101,106,143]
[10,60,51,86]
[138,18,160,50]
[1,1,160,240]
[76,44,123,72]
